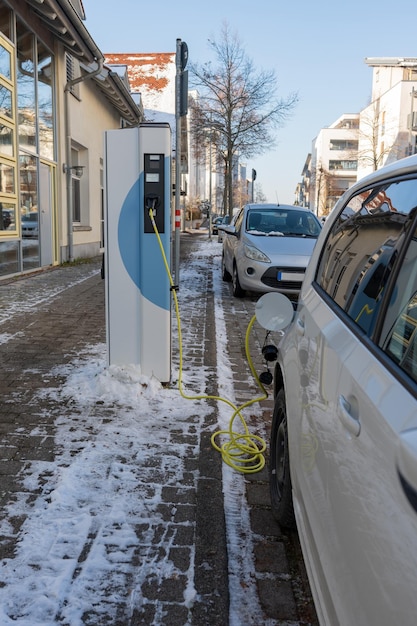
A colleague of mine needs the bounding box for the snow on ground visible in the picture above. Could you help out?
[0,240,268,625]
[0,264,100,326]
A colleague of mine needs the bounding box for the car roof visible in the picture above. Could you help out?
[243,203,311,212]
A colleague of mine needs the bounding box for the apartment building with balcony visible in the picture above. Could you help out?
[357,57,417,179]
[301,58,417,218]
[309,114,359,216]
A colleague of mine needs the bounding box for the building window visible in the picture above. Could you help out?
[70,145,86,224]
[38,41,54,161]
[329,140,359,151]
[0,35,18,237]
[329,160,357,171]
[72,175,81,222]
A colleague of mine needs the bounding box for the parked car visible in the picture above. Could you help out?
[217,214,232,243]
[221,203,321,298]
[21,212,39,238]
[1,209,12,230]
[258,153,417,626]
[211,215,224,235]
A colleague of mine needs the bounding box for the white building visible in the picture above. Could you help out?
[305,57,417,217]
[357,57,417,179]
[310,114,359,216]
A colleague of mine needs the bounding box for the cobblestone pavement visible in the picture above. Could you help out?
[0,233,318,625]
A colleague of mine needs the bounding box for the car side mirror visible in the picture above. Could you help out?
[255,292,294,331]
[223,225,237,237]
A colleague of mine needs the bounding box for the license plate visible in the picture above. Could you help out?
[278,271,304,281]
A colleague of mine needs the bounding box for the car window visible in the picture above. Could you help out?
[315,177,417,337]
[245,209,321,237]
[233,209,244,232]
[380,226,417,383]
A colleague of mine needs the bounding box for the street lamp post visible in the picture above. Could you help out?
[202,119,223,239]
[251,168,257,203]
[208,133,213,240]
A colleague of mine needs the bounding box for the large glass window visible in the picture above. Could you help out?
[0,16,56,275]
[38,41,54,160]
[0,239,19,276]
[0,122,13,156]
[0,84,12,119]
[16,22,36,153]
[19,153,37,213]
[0,42,13,122]
[0,7,12,42]
[0,43,11,81]
[0,201,15,231]
[316,177,417,337]
[0,36,17,238]
[20,152,39,270]
[0,161,14,193]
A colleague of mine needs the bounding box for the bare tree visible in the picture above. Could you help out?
[190,23,298,217]
[311,163,344,217]
[357,102,403,172]
[254,184,267,203]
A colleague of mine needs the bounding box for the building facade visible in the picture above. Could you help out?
[357,57,417,179]
[0,0,142,278]
[303,58,417,217]
[309,114,359,216]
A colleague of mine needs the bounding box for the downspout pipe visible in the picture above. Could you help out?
[64,56,104,261]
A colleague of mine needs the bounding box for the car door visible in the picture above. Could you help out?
[222,208,243,274]
[291,176,417,625]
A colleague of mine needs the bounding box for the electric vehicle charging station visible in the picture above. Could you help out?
[104,123,172,383]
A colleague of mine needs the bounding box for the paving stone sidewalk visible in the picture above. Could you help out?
[0,235,317,625]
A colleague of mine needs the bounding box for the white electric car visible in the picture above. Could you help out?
[257,153,417,626]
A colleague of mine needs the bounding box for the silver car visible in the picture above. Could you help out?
[221,203,321,298]
[217,214,233,243]
[256,153,417,626]
[21,212,39,238]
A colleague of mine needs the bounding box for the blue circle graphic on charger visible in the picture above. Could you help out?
[118,178,168,311]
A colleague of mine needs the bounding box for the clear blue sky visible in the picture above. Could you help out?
[84,0,417,204]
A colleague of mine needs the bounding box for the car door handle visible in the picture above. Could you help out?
[337,395,361,437]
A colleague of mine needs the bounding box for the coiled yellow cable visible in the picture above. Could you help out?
[149,209,267,473]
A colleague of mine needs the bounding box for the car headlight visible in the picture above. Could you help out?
[243,243,271,263]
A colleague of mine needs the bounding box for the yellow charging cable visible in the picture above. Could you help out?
[149,209,267,473]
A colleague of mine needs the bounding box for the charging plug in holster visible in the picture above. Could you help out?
[146,194,160,214]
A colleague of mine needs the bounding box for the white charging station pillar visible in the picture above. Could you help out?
[104,123,171,383]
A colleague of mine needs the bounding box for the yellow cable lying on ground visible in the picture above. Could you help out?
[149,209,267,473]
